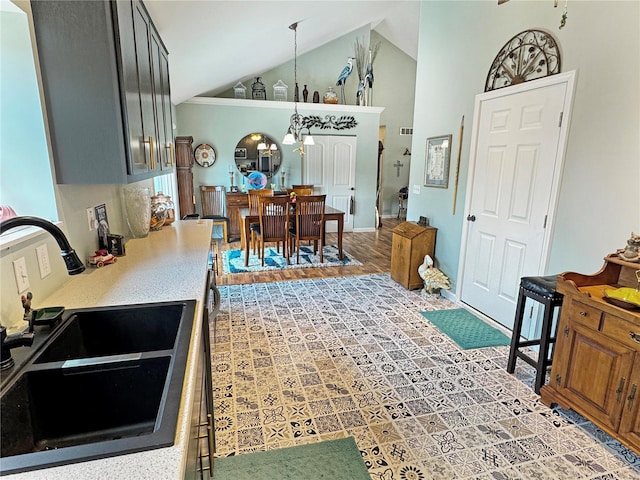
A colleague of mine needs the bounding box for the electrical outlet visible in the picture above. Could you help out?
[36,244,52,278]
[87,207,96,231]
[13,257,30,293]
[413,185,421,194]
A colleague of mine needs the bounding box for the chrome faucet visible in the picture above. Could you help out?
[0,216,85,370]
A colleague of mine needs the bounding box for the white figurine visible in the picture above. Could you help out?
[418,255,450,294]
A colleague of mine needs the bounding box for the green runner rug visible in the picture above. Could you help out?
[421,308,511,349]
[213,437,371,480]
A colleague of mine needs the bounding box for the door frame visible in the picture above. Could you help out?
[456,71,577,303]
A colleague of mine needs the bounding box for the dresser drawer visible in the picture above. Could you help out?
[567,299,602,330]
[226,193,248,207]
[601,313,640,350]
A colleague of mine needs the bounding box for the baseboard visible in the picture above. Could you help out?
[440,289,457,302]
[353,227,376,233]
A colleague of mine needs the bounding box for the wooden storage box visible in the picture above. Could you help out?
[390,222,437,290]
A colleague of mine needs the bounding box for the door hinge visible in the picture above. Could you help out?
[558,111,564,128]
[543,214,548,229]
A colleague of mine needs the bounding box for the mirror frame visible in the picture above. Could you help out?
[234,133,281,178]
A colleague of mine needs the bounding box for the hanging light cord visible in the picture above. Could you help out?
[290,22,299,137]
[284,22,313,152]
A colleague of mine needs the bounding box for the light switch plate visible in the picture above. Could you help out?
[36,244,52,278]
[13,257,30,293]
[87,207,96,231]
[413,185,421,194]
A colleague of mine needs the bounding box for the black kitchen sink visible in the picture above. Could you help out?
[2,356,169,455]
[0,300,195,475]
[33,304,184,364]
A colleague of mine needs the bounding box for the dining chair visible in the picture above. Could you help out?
[289,194,326,264]
[199,186,229,243]
[247,189,273,254]
[256,195,290,266]
[287,187,313,196]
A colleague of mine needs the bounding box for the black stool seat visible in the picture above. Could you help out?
[507,275,563,394]
[520,276,563,300]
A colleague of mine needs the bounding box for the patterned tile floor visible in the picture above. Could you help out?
[212,274,640,479]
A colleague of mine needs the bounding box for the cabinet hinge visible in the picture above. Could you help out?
[558,111,563,128]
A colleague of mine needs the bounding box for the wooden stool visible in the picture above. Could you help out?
[506,275,563,394]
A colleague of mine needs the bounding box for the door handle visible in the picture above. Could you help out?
[467,214,476,222]
[350,196,354,215]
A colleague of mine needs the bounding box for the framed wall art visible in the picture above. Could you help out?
[424,134,452,188]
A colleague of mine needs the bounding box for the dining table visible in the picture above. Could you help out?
[239,205,345,267]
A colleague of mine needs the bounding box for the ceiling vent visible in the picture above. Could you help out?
[399,127,413,136]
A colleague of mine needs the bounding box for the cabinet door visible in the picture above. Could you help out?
[132,1,157,173]
[114,1,145,177]
[390,235,411,288]
[557,322,635,431]
[619,355,640,452]
[155,35,175,170]
[160,47,175,169]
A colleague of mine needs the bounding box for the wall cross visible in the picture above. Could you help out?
[393,160,404,177]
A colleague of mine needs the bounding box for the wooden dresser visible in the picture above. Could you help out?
[225,192,248,241]
[390,222,437,290]
[540,254,640,455]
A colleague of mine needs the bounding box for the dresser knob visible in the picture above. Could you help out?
[629,331,640,344]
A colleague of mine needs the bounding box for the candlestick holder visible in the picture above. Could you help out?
[280,170,286,191]
[229,169,239,192]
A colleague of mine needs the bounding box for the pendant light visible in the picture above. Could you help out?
[282,22,314,152]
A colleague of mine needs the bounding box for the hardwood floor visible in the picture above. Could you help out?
[212,218,403,286]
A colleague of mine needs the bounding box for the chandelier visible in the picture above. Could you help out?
[282,22,314,156]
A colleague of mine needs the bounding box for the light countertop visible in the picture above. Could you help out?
[4,219,213,480]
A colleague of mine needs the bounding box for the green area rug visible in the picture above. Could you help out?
[213,437,371,480]
[421,308,511,349]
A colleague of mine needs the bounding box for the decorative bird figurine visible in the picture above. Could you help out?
[418,255,434,283]
[365,55,374,89]
[336,57,354,104]
[418,255,450,294]
[356,80,365,105]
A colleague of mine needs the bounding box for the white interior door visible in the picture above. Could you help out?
[303,136,356,232]
[460,75,574,332]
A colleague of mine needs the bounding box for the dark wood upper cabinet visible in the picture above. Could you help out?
[31,0,174,184]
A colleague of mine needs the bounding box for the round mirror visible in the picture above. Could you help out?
[234,133,281,178]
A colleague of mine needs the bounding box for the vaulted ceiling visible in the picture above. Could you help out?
[144,1,420,104]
